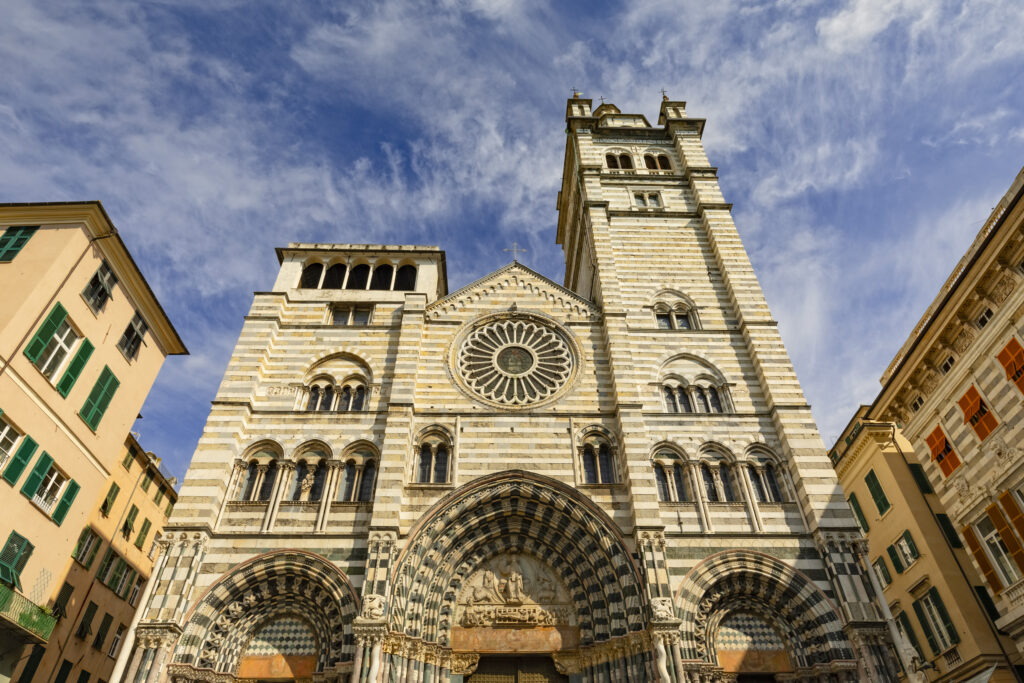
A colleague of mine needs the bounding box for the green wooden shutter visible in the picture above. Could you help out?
[0,226,38,263]
[101,482,120,516]
[929,587,959,644]
[974,585,1001,621]
[15,645,44,683]
[95,549,114,582]
[887,544,905,573]
[124,505,138,532]
[912,598,939,655]
[903,530,920,560]
[76,601,97,638]
[896,612,923,658]
[135,519,151,549]
[79,367,119,430]
[54,660,73,683]
[19,451,53,498]
[73,527,89,558]
[119,568,137,600]
[85,533,100,568]
[52,479,80,525]
[0,531,32,590]
[92,612,112,649]
[56,339,94,397]
[75,670,89,683]
[2,435,37,485]
[864,470,891,515]
[936,513,964,548]
[874,558,892,585]
[908,463,934,494]
[24,303,67,363]
[848,493,869,532]
[52,581,74,618]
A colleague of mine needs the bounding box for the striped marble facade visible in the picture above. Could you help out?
[124,98,895,682]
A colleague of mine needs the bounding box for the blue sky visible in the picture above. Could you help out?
[3,1,1023,480]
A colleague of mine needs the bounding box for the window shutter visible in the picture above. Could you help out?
[19,451,53,498]
[929,587,959,644]
[23,303,67,363]
[135,519,151,549]
[56,339,94,397]
[864,470,890,514]
[887,544,905,573]
[935,514,963,548]
[52,479,80,525]
[102,482,120,515]
[77,601,97,638]
[16,646,44,683]
[52,582,74,619]
[95,549,114,582]
[940,448,962,477]
[896,611,923,659]
[54,660,73,683]
[912,598,940,655]
[959,386,981,423]
[14,537,33,575]
[998,339,1024,379]
[2,435,37,485]
[0,226,38,262]
[85,533,100,568]
[93,613,113,648]
[73,527,89,558]
[977,409,999,440]
[974,585,1001,621]
[875,558,892,585]
[962,524,1004,592]
[902,530,920,560]
[119,568,137,600]
[848,493,869,532]
[926,426,945,456]
[908,464,933,494]
[999,491,1024,544]
[80,367,119,430]
[125,505,138,529]
[986,503,1024,572]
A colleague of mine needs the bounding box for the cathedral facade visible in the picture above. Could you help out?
[124,97,895,682]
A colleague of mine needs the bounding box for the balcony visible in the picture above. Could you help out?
[1003,576,1024,608]
[0,583,56,644]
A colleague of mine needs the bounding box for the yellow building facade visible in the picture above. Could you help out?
[0,203,186,682]
[832,408,1021,681]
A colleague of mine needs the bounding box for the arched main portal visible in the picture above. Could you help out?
[675,550,860,681]
[168,550,361,681]
[383,471,651,680]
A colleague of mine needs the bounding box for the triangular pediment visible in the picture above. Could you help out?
[426,262,599,321]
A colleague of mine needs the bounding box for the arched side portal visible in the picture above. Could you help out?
[675,550,858,678]
[171,550,360,678]
[385,472,649,677]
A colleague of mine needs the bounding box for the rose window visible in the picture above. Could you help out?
[456,318,573,406]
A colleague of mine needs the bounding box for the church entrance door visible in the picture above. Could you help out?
[467,655,568,682]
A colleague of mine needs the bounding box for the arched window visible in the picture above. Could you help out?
[306,386,320,412]
[653,302,698,330]
[322,263,346,289]
[369,264,393,290]
[764,463,784,502]
[672,463,690,502]
[257,461,277,501]
[299,263,323,289]
[673,310,692,329]
[719,464,739,502]
[394,265,417,291]
[707,387,723,413]
[319,386,334,411]
[618,154,633,169]
[417,443,432,483]
[654,465,671,501]
[346,264,370,289]
[606,154,619,169]
[598,443,615,483]
[582,445,598,484]
[309,461,327,501]
[677,388,693,413]
[358,461,376,501]
[239,460,259,500]
[433,446,449,483]
[657,155,671,170]
[337,386,351,412]
[644,155,658,170]
[664,386,679,413]
[338,461,356,501]
[748,465,766,503]
[352,386,365,411]
[694,387,709,412]
[701,464,718,502]
[290,461,309,501]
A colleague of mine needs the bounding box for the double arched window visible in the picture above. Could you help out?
[746,457,787,503]
[653,451,692,502]
[237,457,278,502]
[288,458,328,502]
[605,153,634,170]
[337,451,377,502]
[303,380,368,412]
[580,434,616,484]
[663,382,729,414]
[415,431,452,484]
[643,154,671,170]
[299,260,417,292]
[654,303,697,330]
[699,454,741,503]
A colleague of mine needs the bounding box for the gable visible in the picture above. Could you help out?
[426,262,600,322]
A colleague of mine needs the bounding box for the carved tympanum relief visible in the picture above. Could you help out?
[455,553,576,628]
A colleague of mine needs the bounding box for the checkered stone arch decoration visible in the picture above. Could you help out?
[389,471,646,646]
[675,550,855,669]
[173,550,360,674]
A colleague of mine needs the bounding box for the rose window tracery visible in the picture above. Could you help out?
[456,318,574,406]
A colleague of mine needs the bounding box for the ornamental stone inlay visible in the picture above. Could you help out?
[456,317,574,406]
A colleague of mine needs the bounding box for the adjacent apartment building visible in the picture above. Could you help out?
[0,203,186,682]
[832,408,1021,681]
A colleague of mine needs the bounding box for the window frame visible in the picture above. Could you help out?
[35,316,83,383]
[976,515,1023,587]
[872,558,892,588]
[0,412,22,471]
[117,312,148,361]
[82,261,118,313]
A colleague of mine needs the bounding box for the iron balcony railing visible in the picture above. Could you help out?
[0,582,56,642]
